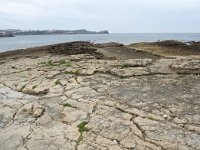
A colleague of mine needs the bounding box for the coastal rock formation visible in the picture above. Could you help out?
[129,40,200,57]
[0,41,200,150]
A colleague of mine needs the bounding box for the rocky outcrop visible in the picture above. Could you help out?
[0,42,200,150]
[170,59,200,74]
[48,41,104,59]
[129,40,200,57]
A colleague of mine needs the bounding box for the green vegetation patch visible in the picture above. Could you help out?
[75,121,90,150]
[57,59,71,66]
[55,80,62,85]
[32,85,38,89]
[62,103,76,108]
[77,121,90,134]
[120,63,132,69]
[21,84,26,91]
[64,70,79,75]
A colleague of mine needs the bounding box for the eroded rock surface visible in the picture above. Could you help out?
[0,43,200,150]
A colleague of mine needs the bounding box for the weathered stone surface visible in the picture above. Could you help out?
[170,59,200,74]
[134,117,200,149]
[37,113,52,125]
[0,106,17,128]
[0,46,200,150]
[110,67,149,77]
[17,103,45,118]
[62,107,88,124]
[62,99,94,113]
[0,134,24,150]
[120,59,152,67]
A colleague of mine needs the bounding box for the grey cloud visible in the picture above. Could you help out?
[0,0,199,32]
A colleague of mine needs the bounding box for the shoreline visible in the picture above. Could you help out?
[0,40,200,59]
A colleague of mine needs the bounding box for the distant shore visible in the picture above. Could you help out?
[0,32,14,37]
[0,29,109,36]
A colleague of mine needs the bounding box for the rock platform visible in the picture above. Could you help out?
[0,42,200,150]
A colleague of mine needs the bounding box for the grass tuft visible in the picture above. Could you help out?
[55,80,62,85]
[62,103,76,108]
[21,84,26,91]
[75,121,90,150]
[120,63,132,69]
[32,85,38,89]
[64,70,79,75]
[77,121,90,133]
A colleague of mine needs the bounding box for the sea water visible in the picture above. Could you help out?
[0,33,200,52]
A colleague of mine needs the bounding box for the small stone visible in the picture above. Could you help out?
[86,67,96,75]
[62,107,88,124]
[32,104,45,117]
[33,107,44,117]
[18,103,33,114]
[173,117,187,124]
[37,113,52,125]
[120,136,136,148]
[68,78,77,83]
[163,114,168,119]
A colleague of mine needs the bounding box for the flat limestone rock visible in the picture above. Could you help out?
[0,44,200,150]
[170,59,200,74]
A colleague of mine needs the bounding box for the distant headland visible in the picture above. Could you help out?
[0,29,109,37]
[0,32,14,37]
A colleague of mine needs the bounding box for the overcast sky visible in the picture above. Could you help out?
[0,0,200,33]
